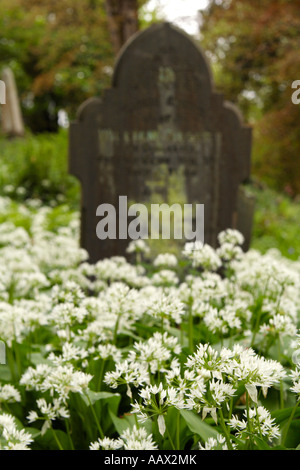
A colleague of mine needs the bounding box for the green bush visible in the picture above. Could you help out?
[0,130,79,207]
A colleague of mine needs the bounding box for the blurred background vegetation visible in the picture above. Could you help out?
[0,0,299,259]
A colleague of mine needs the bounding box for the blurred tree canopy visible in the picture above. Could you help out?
[0,0,152,132]
[200,0,300,195]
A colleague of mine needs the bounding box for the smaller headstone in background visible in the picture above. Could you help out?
[0,67,25,138]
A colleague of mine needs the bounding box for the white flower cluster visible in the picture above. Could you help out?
[0,196,299,450]
[0,413,33,450]
[229,406,280,442]
[90,425,158,450]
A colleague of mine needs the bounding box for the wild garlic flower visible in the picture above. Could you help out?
[228,406,280,442]
[199,433,236,450]
[20,364,53,391]
[126,239,150,255]
[40,365,93,402]
[49,303,89,328]
[185,343,229,380]
[182,241,222,271]
[27,398,70,435]
[121,425,158,450]
[187,378,236,422]
[104,360,150,395]
[0,302,34,346]
[153,253,178,268]
[21,364,92,404]
[47,342,89,365]
[90,426,157,451]
[127,332,181,374]
[217,242,243,262]
[93,344,123,362]
[186,344,286,408]
[146,292,185,324]
[98,282,142,326]
[218,229,245,247]
[203,305,242,335]
[259,314,297,338]
[89,436,123,450]
[224,345,286,400]
[290,368,300,399]
[165,368,199,399]
[0,384,21,405]
[0,413,33,450]
[51,282,86,307]
[131,383,188,435]
[151,269,179,286]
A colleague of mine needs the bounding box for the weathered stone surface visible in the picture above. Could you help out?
[69,22,253,263]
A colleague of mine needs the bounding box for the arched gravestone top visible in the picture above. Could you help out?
[69,22,253,263]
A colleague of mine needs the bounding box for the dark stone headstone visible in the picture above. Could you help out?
[69,22,253,263]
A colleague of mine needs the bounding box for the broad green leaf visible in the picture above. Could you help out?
[109,410,136,435]
[81,390,121,414]
[272,407,300,425]
[34,428,72,450]
[109,410,153,437]
[281,420,300,449]
[180,409,219,441]
[0,364,12,382]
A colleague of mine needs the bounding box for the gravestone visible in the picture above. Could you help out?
[69,22,253,263]
[0,67,25,138]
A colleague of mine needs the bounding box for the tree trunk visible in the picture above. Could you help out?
[105,0,139,55]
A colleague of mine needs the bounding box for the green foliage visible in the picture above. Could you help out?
[0,0,114,131]
[249,183,300,260]
[0,130,79,206]
[199,0,300,195]
[0,0,155,132]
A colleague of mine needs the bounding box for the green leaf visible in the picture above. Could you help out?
[251,434,273,450]
[281,420,300,449]
[34,428,71,450]
[109,410,136,435]
[180,409,219,441]
[0,364,12,382]
[81,390,121,414]
[272,407,300,425]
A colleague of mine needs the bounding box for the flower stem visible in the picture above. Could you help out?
[188,305,194,352]
[97,359,106,392]
[218,408,233,450]
[176,412,181,450]
[86,393,105,439]
[51,427,64,450]
[166,426,176,450]
[281,400,300,447]
[65,419,74,450]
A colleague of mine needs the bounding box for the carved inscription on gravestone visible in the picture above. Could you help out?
[69,22,253,263]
